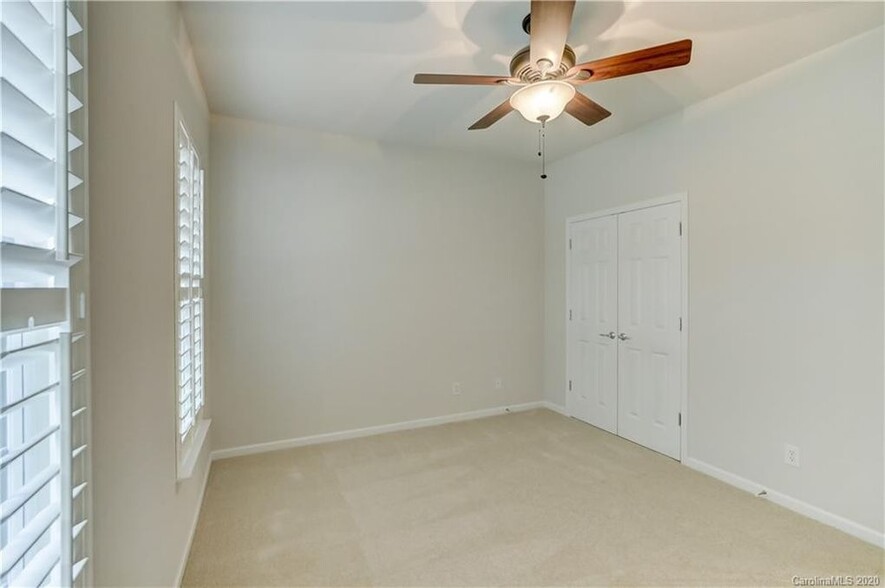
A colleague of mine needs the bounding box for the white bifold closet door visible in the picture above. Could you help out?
[568,201,683,459]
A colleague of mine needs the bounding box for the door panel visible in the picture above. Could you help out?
[568,216,618,433]
[616,202,682,459]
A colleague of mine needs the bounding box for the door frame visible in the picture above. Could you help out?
[565,192,689,462]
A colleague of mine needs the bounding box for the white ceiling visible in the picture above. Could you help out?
[181,1,883,162]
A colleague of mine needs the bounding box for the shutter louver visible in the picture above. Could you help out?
[1,1,90,586]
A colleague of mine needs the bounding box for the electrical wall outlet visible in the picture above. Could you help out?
[495,377,503,390]
[452,382,462,396]
[784,444,800,468]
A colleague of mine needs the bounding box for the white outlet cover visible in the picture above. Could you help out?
[784,444,800,467]
[452,383,462,395]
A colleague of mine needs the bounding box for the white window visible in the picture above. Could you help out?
[175,107,207,478]
[1,1,91,586]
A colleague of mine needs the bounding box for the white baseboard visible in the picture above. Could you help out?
[541,400,568,416]
[175,454,212,587]
[684,457,884,549]
[211,401,549,461]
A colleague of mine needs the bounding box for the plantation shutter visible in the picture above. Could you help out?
[176,114,204,443]
[0,1,90,586]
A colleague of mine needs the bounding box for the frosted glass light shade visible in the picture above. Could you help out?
[509,81,576,123]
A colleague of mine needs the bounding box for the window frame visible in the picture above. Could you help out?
[174,103,208,480]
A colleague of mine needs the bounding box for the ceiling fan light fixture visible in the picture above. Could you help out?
[509,80,575,124]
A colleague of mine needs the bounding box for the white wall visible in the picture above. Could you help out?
[208,115,544,452]
[89,2,211,585]
[545,28,884,537]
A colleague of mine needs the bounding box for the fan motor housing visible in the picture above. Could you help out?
[509,45,576,83]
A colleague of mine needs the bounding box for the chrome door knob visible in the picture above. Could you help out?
[599,332,616,339]
[618,333,630,341]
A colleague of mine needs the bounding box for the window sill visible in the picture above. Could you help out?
[178,419,210,481]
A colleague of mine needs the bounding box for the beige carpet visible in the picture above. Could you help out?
[182,409,883,586]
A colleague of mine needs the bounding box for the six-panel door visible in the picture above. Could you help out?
[567,215,619,433]
[616,202,682,459]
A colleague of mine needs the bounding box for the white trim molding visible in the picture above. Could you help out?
[685,457,884,549]
[175,455,212,587]
[565,192,688,225]
[211,402,549,461]
[541,401,568,416]
[177,419,211,481]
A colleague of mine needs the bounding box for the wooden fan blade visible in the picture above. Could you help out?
[413,73,513,86]
[565,93,611,126]
[569,39,692,84]
[468,99,514,130]
[529,0,575,73]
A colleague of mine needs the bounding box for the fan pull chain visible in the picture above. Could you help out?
[540,119,547,179]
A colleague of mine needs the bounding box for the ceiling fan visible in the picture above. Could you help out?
[413,0,693,131]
